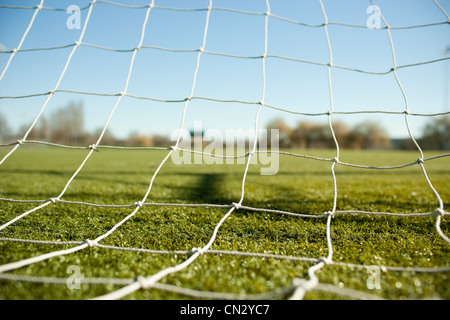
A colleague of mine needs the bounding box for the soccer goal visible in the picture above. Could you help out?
[0,0,449,301]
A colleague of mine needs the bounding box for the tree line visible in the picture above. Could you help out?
[266,117,450,150]
[0,101,448,150]
[266,118,393,149]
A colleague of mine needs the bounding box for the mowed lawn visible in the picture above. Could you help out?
[0,145,448,300]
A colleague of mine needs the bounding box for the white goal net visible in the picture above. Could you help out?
[0,0,449,300]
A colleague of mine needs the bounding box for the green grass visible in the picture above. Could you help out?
[0,146,449,300]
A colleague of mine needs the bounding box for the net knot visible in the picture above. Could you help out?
[435,208,445,217]
[136,276,151,289]
[74,41,81,46]
[324,210,334,218]
[317,256,333,265]
[16,139,24,145]
[332,157,339,164]
[36,4,43,10]
[12,48,18,53]
[416,158,424,164]
[232,202,241,210]
[135,201,144,208]
[170,145,178,151]
[49,197,59,203]
[84,239,97,247]
[191,247,206,255]
[88,144,98,151]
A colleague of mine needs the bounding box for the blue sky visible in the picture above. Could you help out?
[0,0,449,141]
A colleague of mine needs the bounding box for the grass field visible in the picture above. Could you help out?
[0,145,449,300]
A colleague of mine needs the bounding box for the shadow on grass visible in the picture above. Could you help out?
[1,167,447,217]
[185,173,235,204]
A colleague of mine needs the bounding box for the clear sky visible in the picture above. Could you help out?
[0,0,449,141]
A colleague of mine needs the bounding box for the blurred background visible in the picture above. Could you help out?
[0,0,449,150]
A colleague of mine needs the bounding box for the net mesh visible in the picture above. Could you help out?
[0,0,449,300]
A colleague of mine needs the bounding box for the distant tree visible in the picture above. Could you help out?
[265,118,292,148]
[421,116,450,150]
[290,121,331,148]
[91,127,117,145]
[128,131,152,146]
[23,116,50,141]
[50,101,85,144]
[329,121,351,148]
[0,111,11,144]
[39,116,51,141]
[347,121,391,149]
[391,138,416,150]
[151,134,171,147]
